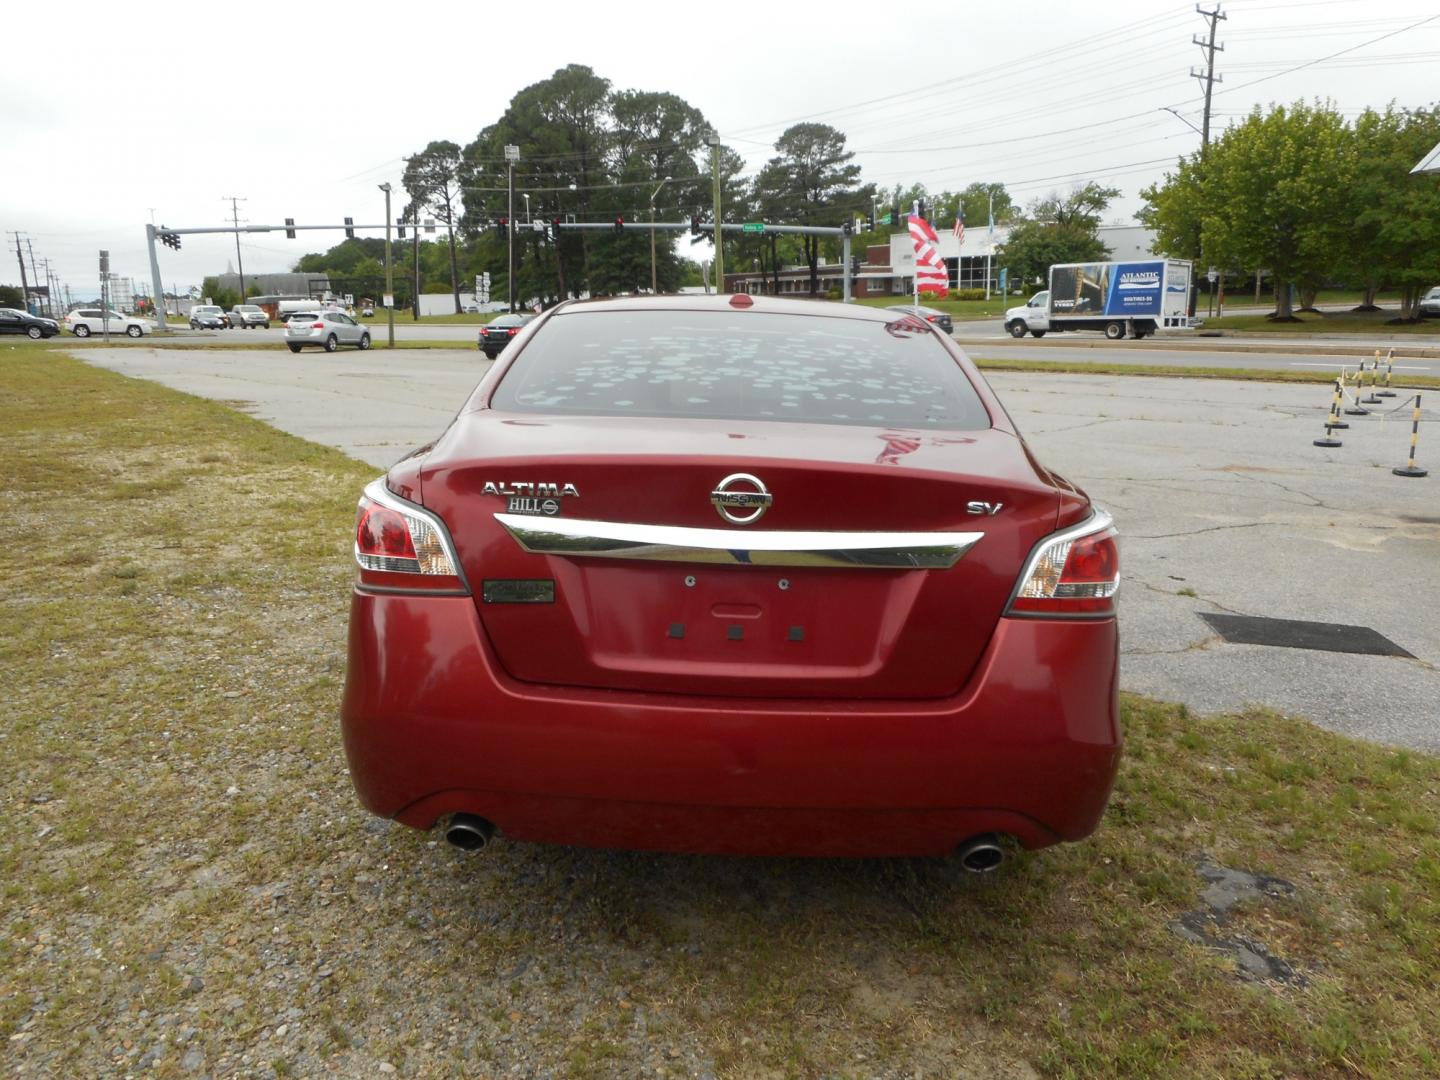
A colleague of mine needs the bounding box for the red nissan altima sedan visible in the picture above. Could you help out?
[340,295,1120,867]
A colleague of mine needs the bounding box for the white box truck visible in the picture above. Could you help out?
[1004,259,1196,340]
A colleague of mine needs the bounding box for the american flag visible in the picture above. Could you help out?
[908,214,949,296]
[953,214,965,244]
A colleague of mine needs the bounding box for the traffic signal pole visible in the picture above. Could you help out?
[144,225,169,331]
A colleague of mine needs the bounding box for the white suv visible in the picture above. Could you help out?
[66,308,153,338]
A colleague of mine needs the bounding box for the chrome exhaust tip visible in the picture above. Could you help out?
[443,813,496,853]
[955,834,1005,873]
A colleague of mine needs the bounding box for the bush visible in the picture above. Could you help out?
[950,288,986,301]
[825,287,842,300]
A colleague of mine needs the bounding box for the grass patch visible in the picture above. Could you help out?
[3,351,1439,1076]
[1204,310,1438,334]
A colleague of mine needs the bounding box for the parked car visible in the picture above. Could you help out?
[189,305,230,330]
[341,295,1121,863]
[228,304,270,329]
[885,303,953,334]
[1419,286,1440,318]
[283,310,371,353]
[477,313,535,358]
[66,308,153,338]
[0,308,60,338]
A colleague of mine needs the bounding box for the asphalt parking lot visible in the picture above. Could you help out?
[80,346,1440,751]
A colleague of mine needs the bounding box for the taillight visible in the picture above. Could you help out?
[1007,510,1118,616]
[312,321,325,329]
[926,315,940,322]
[353,479,467,593]
[506,327,518,336]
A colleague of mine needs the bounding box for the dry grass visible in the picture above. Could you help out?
[2,351,1438,1078]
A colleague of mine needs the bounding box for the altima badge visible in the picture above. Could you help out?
[711,473,772,525]
[483,480,579,517]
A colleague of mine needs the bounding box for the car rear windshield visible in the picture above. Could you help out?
[489,309,989,430]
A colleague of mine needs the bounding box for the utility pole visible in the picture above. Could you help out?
[648,176,672,294]
[411,211,421,322]
[706,132,724,290]
[9,232,31,313]
[223,195,248,301]
[25,238,42,314]
[505,145,520,313]
[379,184,395,347]
[1192,4,1226,154]
[1190,4,1225,317]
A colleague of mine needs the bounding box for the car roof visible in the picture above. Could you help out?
[547,294,906,324]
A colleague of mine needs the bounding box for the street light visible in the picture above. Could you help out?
[705,131,724,290]
[378,182,394,347]
[522,193,531,224]
[648,175,672,294]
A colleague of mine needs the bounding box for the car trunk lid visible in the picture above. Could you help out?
[419,415,1068,699]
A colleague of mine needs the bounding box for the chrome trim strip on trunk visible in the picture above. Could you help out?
[494,513,983,569]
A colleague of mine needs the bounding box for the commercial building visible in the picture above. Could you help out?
[723,224,1162,297]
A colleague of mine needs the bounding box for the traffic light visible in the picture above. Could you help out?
[284,217,295,239]
[891,203,901,227]
[690,214,701,236]
[550,217,562,243]
[614,216,625,234]
[397,218,406,240]
[842,219,853,237]
[497,217,508,239]
[865,210,876,232]
[344,216,354,239]
[158,230,181,251]
[917,198,927,221]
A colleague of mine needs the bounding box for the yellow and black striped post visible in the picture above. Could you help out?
[1362,352,1383,405]
[1344,360,1370,416]
[1377,347,1397,398]
[1315,378,1344,447]
[1392,393,1427,478]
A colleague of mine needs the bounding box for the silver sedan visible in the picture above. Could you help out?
[284,311,372,353]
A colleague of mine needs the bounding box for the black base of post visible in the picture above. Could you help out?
[1377,390,1397,398]
[1314,437,1343,448]
[1392,466,1428,478]
[1362,394,1382,404]
[1330,419,1350,429]
[1344,407,1369,416]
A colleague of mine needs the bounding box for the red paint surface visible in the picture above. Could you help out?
[341,593,1119,856]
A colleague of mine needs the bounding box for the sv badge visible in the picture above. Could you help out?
[966,501,1004,516]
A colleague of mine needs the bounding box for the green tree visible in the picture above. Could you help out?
[1343,105,1440,318]
[996,183,1119,286]
[956,182,1014,231]
[1141,102,1352,319]
[0,284,23,307]
[403,140,466,314]
[763,123,869,294]
[463,65,613,306]
[200,277,240,310]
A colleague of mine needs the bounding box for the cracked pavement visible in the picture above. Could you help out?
[989,371,1439,750]
[77,348,1440,751]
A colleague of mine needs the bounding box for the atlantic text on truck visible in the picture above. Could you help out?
[1004,259,1196,341]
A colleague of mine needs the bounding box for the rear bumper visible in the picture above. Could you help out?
[340,592,1120,857]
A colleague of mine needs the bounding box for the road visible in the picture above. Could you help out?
[76,345,1440,753]
[158,320,1440,377]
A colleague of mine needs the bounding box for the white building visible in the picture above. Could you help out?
[888,224,1164,292]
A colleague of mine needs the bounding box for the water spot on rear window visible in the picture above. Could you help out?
[491,311,988,431]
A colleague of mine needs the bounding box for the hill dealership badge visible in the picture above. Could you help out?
[483,480,579,516]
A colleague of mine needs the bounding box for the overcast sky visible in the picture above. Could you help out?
[4,0,1436,303]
